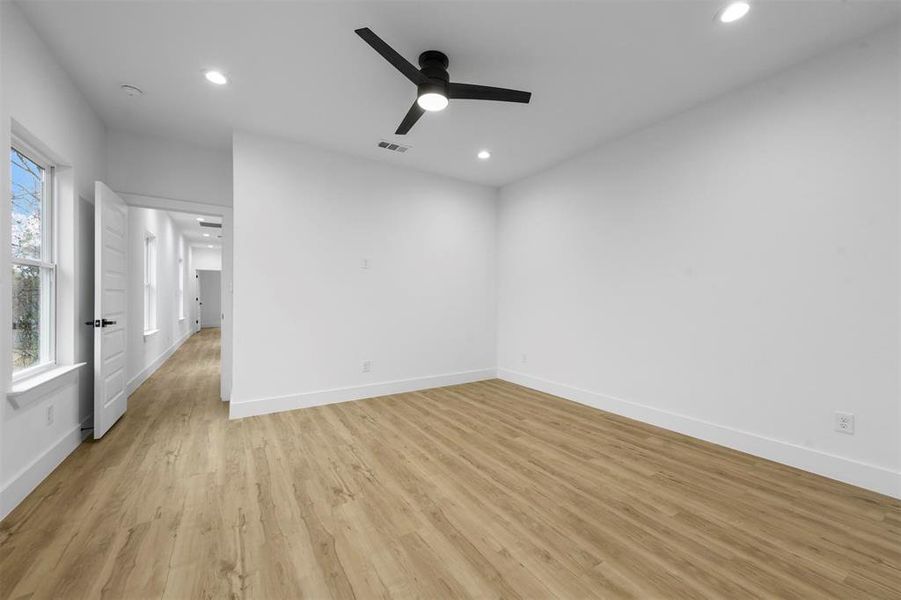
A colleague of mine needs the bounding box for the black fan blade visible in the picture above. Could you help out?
[396,101,425,135]
[355,28,428,86]
[447,82,531,103]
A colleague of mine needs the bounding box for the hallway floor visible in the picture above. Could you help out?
[1,328,900,599]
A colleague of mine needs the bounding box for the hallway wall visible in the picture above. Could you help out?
[126,208,193,395]
[190,246,222,270]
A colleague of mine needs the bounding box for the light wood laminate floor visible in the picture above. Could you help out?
[1,328,899,599]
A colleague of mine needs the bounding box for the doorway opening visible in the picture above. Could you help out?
[197,270,222,328]
[91,184,230,439]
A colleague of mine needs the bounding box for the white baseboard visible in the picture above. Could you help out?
[0,417,91,521]
[497,369,901,499]
[229,368,497,419]
[126,329,193,396]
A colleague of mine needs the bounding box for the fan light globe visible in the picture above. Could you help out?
[417,93,449,112]
[204,70,228,85]
[717,1,750,23]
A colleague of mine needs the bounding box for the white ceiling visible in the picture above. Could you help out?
[18,1,900,186]
[168,212,223,248]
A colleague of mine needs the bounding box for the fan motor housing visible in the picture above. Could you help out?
[418,50,449,81]
[417,51,449,98]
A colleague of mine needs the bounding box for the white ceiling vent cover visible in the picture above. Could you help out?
[378,140,411,153]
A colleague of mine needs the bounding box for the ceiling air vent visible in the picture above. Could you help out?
[199,221,222,229]
[377,140,411,153]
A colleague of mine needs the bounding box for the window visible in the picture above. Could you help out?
[177,256,185,320]
[143,232,157,333]
[11,144,55,376]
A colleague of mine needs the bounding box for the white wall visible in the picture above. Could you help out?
[0,1,106,518]
[190,245,222,270]
[497,26,901,497]
[231,132,497,417]
[107,129,232,207]
[125,208,192,395]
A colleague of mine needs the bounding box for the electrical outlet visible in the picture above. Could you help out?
[521,353,528,364]
[360,258,370,270]
[46,405,54,426]
[835,412,855,435]
[362,360,372,373]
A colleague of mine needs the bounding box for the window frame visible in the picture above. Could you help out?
[177,255,185,320]
[10,138,57,381]
[143,231,158,334]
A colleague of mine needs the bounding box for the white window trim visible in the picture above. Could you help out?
[177,255,185,320]
[143,231,157,335]
[11,137,57,382]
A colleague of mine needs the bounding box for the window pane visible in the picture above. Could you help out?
[10,148,44,260]
[12,263,41,370]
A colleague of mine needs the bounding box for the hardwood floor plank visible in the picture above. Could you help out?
[1,328,899,599]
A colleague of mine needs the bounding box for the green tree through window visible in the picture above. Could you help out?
[11,146,53,372]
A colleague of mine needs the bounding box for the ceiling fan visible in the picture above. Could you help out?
[355,27,532,135]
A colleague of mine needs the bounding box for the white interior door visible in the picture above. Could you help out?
[93,182,128,439]
[198,270,222,328]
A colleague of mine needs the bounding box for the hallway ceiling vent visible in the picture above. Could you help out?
[378,140,411,153]
[199,221,222,229]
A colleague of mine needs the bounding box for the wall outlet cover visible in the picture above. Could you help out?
[835,412,855,435]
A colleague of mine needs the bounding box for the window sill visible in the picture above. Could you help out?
[143,328,160,340]
[8,363,86,409]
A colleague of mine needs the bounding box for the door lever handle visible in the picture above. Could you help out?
[101,319,117,327]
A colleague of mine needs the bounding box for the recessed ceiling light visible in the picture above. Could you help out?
[477,150,491,160]
[417,92,448,112]
[120,84,144,97]
[203,233,210,237]
[196,217,205,222]
[204,70,228,85]
[207,244,214,248]
[716,1,750,23]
